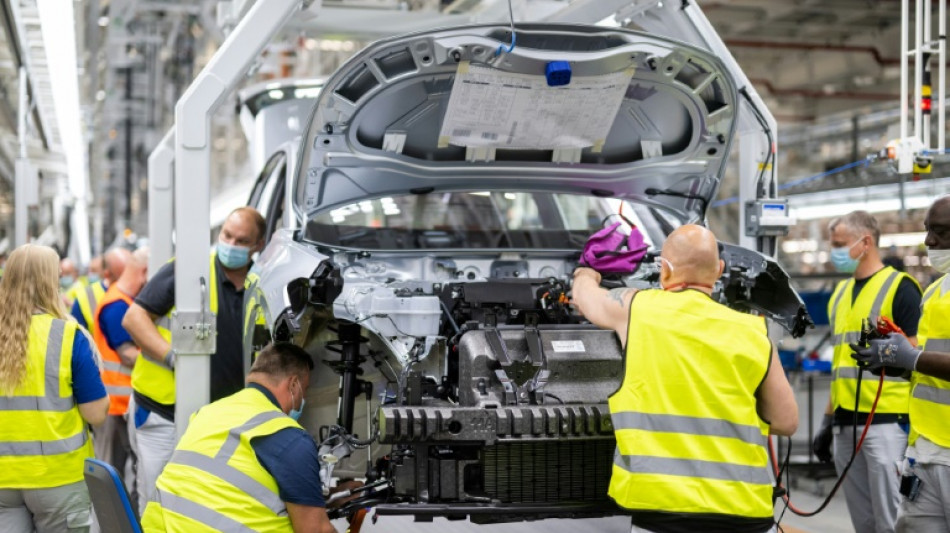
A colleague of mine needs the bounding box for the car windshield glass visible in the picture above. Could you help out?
[304,192,660,250]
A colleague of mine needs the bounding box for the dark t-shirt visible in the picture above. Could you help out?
[835,271,922,424]
[133,258,247,418]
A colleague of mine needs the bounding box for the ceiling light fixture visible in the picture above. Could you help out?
[37,0,91,263]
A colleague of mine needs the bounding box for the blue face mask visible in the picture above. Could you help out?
[87,274,101,284]
[216,241,251,269]
[289,381,306,422]
[60,276,75,289]
[830,239,864,273]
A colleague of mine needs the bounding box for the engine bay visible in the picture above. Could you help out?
[262,244,812,523]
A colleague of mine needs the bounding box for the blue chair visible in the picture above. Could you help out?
[83,458,142,533]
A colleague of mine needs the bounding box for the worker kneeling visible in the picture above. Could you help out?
[141,343,337,533]
[572,224,799,533]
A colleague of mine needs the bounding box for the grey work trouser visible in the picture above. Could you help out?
[896,461,950,532]
[0,481,93,533]
[834,422,907,533]
[126,395,176,517]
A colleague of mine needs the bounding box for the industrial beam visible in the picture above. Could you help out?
[172,0,306,436]
[147,127,173,278]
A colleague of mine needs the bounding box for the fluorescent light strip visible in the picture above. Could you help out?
[790,196,936,220]
[37,0,90,261]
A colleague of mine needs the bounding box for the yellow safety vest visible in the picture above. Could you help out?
[63,278,88,306]
[909,275,950,447]
[130,253,219,406]
[0,314,94,489]
[74,280,107,339]
[243,271,268,363]
[827,267,918,414]
[608,289,773,519]
[140,387,298,532]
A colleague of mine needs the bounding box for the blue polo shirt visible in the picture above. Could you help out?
[72,332,108,404]
[98,300,134,350]
[246,383,326,507]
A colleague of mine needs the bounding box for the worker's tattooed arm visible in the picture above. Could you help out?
[608,288,635,308]
[571,268,638,345]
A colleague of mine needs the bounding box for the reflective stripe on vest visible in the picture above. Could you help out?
[610,412,767,448]
[131,253,219,406]
[75,281,106,339]
[607,289,772,518]
[910,275,950,447]
[834,367,907,382]
[828,268,912,414]
[141,389,297,532]
[0,315,93,489]
[101,360,132,376]
[155,490,257,533]
[614,450,772,486]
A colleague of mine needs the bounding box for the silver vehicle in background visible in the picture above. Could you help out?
[244,23,812,524]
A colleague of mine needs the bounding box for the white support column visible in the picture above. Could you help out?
[173,0,305,437]
[940,0,946,150]
[902,0,910,139]
[15,67,29,247]
[916,0,924,140]
[925,0,932,149]
[147,128,174,278]
[738,132,769,251]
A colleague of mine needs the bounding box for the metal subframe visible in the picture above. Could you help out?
[172,0,307,436]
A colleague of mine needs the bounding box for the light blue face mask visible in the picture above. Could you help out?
[216,241,251,269]
[59,276,75,289]
[289,381,306,422]
[87,274,101,284]
[830,239,864,273]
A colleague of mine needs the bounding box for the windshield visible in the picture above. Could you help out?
[304,192,663,250]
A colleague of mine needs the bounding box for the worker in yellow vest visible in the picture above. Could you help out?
[122,207,265,515]
[852,196,950,531]
[60,257,82,307]
[91,246,149,509]
[71,249,130,340]
[141,342,337,533]
[812,210,922,533]
[572,224,798,532]
[0,244,109,532]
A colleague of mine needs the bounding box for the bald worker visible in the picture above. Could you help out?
[72,248,130,338]
[573,224,798,533]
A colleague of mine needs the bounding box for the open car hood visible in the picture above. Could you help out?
[297,23,739,222]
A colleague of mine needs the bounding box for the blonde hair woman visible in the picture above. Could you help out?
[0,244,109,533]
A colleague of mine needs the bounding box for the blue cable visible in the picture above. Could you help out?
[496,32,516,55]
[496,0,516,56]
[711,158,873,208]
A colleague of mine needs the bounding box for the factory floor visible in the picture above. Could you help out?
[327,477,855,532]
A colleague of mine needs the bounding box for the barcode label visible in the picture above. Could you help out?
[452,128,472,137]
[481,132,498,141]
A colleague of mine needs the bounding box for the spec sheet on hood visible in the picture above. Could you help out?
[438,62,635,151]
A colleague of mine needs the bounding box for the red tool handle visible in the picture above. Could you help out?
[875,316,906,337]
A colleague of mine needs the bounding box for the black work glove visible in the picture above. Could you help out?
[812,414,834,463]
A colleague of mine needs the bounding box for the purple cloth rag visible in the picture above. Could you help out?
[580,221,648,273]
